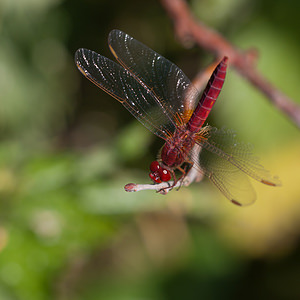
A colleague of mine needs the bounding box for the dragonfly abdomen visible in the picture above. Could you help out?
[187,57,228,133]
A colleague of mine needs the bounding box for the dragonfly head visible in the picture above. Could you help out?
[149,161,171,183]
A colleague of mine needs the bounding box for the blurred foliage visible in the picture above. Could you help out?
[0,0,300,299]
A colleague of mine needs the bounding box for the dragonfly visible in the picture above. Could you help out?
[75,29,280,206]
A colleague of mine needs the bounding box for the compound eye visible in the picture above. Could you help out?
[149,172,162,183]
[160,169,171,182]
[150,161,160,172]
[149,161,171,183]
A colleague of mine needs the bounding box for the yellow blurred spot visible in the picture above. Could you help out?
[217,141,300,257]
[0,227,8,252]
[0,168,16,193]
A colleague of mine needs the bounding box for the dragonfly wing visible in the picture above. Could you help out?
[75,48,179,139]
[195,126,281,206]
[108,29,199,124]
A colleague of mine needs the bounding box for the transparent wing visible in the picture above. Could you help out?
[194,127,281,206]
[108,29,199,123]
[75,48,181,139]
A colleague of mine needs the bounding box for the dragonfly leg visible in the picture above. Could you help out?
[155,181,172,195]
[157,169,177,193]
[176,162,194,190]
[157,162,193,194]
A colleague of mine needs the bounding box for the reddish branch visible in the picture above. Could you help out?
[161,0,300,128]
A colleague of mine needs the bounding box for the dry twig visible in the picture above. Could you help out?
[160,0,300,128]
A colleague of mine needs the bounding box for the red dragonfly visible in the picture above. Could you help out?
[75,29,280,206]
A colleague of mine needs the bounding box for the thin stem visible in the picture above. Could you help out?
[160,0,300,128]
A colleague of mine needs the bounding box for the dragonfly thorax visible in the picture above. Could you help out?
[149,129,195,183]
[160,129,195,169]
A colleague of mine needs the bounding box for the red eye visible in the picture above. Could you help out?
[149,172,162,183]
[160,169,171,182]
[150,161,160,172]
[149,161,161,183]
[149,161,171,183]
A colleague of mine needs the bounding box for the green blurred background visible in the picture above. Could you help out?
[0,0,300,299]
